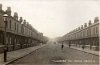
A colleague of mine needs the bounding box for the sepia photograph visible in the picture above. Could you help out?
[0,0,99,65]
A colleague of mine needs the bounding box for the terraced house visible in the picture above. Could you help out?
[0,4,48,53]
[58,17,99,51]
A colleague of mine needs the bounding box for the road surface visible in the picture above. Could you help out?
[9,42,99,65]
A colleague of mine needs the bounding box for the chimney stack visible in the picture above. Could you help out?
[81,25,83,29]
[94,17,99,23]
[23,20,26,25]
[89,20,92,26]
[6,7,11,16]
[19,17,23,23]
[14,12,18,20]
[0,4,2,10]
[78,27,80,30]
[84,23,87,28]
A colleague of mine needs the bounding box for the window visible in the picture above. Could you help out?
[17,24,18,32]
[89,29,91,36]
[85,30,87,36]
[9,37,11,44]
[0,33,4,44]
[6,21,8,28]
[83,31,85,37]
[93,28,95,35]
[96,27,98,34]
[0,33,1,43]
[9,20,11,29]
[15,23,16,30]
[87,30,89,36]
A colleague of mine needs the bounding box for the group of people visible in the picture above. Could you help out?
[61,43,71,50]
[54,42,71,50]
[61,43,85,50]
[58,42,85,50]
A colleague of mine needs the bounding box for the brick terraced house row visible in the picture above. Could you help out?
[57,17,99,51]
[0,4,48,53]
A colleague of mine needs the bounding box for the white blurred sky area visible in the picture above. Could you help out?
[0,0,100,38]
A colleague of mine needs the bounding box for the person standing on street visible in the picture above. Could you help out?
[61,43,64,50]
[82,45,85,50]
[69,44,71,48]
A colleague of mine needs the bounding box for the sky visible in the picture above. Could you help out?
[0,0,100,38]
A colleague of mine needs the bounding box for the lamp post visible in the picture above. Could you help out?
[3,14,8,62]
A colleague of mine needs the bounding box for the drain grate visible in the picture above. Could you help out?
[52,60,66,63]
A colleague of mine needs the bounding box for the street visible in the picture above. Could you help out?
[8,42,99,65]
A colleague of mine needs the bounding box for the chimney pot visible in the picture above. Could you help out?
[0,4,2,10]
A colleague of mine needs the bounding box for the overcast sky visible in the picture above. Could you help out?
[0,0,100,38]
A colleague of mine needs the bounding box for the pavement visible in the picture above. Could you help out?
[64,44,100,56]
[0,44,47,65]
